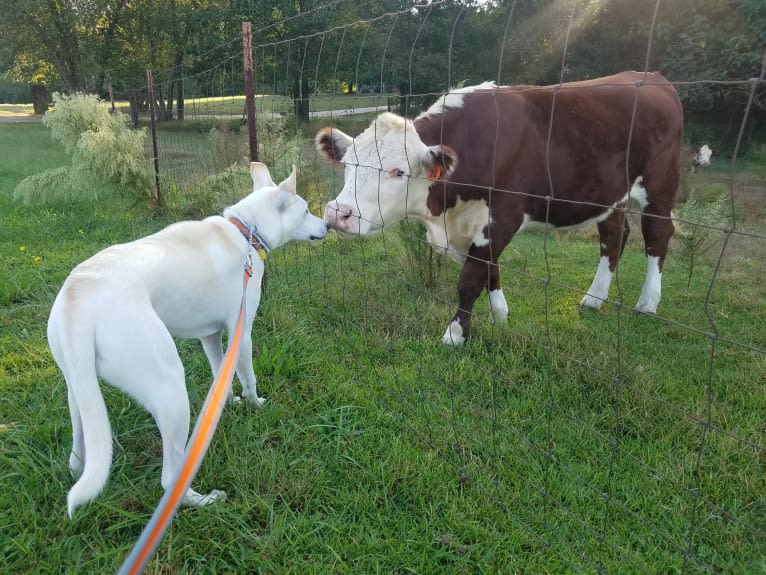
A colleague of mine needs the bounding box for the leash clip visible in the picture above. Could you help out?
[244,249,254,278]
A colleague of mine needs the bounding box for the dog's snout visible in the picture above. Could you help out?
[310,221,329,240]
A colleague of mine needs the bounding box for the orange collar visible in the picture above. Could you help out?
[227,217,269,261]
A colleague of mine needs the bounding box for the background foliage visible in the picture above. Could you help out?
[1,0,764,144]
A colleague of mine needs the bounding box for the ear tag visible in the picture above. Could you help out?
[257,248,268,261]
[427,165,442,182]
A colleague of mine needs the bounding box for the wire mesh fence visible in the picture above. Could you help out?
[119,2,765,572]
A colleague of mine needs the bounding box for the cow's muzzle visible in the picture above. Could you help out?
[324,202,355,232]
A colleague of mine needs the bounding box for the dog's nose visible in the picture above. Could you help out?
[324,203,354,231]
[310,222,329,240]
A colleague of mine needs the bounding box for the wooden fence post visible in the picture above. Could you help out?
[146,69,164,210]
[242,21,258,162]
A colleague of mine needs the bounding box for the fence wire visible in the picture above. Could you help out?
[123,2,765,573]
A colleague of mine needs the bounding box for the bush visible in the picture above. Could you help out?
[675,184,730,288]
[210,124,248,172]
[168,164,251,220]
[14,92,151,205]
[167,115,305,218]
[397,219,448,288]
[743,144,766,193]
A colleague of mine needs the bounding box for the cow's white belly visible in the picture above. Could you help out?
[422,198,491,264]
[517,177,645,233]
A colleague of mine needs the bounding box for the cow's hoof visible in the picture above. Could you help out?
[441,321,466,345]
[634,302,658,315]
[580,294,605,310]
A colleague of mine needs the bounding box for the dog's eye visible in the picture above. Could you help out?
[390,169,406,178]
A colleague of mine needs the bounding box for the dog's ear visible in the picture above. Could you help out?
[277,165,297,196]
[274,166,297,212]
[250,162,275,189]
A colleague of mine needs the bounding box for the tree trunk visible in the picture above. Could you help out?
[30,84,50,115]
[165,81,176,121]
[128,91,140,128]
[175,59,185,121]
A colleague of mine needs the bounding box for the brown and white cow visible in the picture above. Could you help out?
[316,71,683,344]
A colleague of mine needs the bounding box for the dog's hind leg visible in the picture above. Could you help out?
[235,332,264,406]
[99,314,225,507]
[204,325,263,406]
[200,331,235,402]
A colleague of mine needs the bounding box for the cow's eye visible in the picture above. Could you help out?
[390,169,406,178]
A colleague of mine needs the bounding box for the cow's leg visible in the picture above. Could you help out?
[487,262,509,324]
[581,208,629,309]
[442,257,489,345]
[636,204,674,314]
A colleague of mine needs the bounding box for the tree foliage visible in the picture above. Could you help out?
[1,0,763,126]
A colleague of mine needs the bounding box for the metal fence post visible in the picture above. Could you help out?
[146,69,164,209]
[242,21,258,162]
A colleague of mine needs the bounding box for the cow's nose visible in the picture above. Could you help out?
[325,203,354,230]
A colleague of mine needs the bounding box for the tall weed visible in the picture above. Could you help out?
[675,184,729,288]
[13,93,151,205]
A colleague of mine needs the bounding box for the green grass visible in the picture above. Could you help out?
[1,121,765,574]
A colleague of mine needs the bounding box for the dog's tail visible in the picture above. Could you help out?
[48,302,113,518]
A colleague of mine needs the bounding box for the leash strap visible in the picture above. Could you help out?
[117,267,251,575]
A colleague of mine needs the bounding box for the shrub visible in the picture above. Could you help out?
[210,124,248,171]
[14,92,151,205]
[675,185,730,288]
[397,219,448,288]
[169,164,251,220]
[743,144,766,194]
[167,115,306,218]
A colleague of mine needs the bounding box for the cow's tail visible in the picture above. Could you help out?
[48,300,113,518]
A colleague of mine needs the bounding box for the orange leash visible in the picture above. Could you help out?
[118,266,252,575]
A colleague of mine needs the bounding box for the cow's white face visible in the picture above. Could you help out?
[316,112,457,236]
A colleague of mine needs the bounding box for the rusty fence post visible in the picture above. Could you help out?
[146,69,164,210]
[242,21,258,162]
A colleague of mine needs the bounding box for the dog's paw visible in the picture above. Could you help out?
[234,394,265,407]
[251,396,266,407]
[182,488,226,507]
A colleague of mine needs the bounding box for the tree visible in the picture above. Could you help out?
[0,0,130,94]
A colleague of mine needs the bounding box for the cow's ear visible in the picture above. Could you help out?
[315,127,352,164]
[424,145,458,182]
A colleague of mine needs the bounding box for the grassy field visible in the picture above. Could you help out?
[1,121,765,574]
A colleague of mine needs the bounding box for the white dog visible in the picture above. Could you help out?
[47,162,327,517]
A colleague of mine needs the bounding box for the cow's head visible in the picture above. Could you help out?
[315,112,457,236]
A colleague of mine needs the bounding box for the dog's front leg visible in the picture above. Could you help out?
[200,331,235,402]
[236,333,264,406]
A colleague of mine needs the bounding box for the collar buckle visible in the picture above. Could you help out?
[228,217,270,261]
